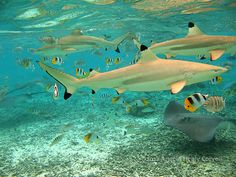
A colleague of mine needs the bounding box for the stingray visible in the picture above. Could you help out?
[164,101,236,142]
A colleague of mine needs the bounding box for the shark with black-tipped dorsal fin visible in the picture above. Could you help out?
[37,39,227,100]
[149,22,236,60]
[32,31,132,56]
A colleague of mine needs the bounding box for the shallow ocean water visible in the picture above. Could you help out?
[0,0,236,176]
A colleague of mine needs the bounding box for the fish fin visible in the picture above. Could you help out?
[88,69,100,77]
[116,88,126,94]
[112,96,121,103]
[141,98,149,106]
[186,22,205,37]
[133,38,148,52]
[170,80,186,94]
[210,50,225,61]
[133,39,159,63]
[71,29,83,35]
[37,61,79,100]
[112,32,131,52]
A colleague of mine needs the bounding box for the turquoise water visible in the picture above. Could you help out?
[0,0,236,176]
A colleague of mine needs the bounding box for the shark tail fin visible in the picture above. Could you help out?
[37,61,80,100]
[112,32,131,53]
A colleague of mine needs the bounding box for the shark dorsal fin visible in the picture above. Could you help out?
[71,29,83,36]
[186,22,205,37]
[88,69,100,77]
[132,38,160,63]
[138,49,159,64]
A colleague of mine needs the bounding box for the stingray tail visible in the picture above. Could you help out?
[37,61,80,100]
[112,32,131,53]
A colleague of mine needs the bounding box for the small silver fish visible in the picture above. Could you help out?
[53,83,59,99]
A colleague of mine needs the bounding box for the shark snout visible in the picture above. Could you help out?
[212,66,228,74]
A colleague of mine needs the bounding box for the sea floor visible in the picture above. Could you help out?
[0,90,236,176]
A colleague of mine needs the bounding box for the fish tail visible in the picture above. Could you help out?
[112,32,131,53]
[37,61,81,100]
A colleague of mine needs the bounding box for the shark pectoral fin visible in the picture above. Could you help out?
[210,50,225,61]
[116,88,126,94]
[186,22,205,37]
[170,80,186,94]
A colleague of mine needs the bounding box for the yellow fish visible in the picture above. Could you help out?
[210,76,222,85]
[52,57,63,65]
[84,133,92,143]
[114,57,121,65]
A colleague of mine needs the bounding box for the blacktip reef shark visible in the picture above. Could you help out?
[37,39,227,100]
[32,30,132,56]
[164,101,236,142]
[149,22,236,60]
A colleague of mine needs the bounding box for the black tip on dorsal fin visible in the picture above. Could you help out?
[115,47,120,53]
[64,90,72,100]
[188,22,195,28]
[140,44,148,51]
[92,90,96,94]
[89,68,93,72]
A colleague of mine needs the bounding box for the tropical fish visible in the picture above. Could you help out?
[76,68,89,78]
[16,58,34,70]
[105,57,122,66]
[112,96,126,104]
[53,83,59,99]
[149,22,236,60]
[204,96,225,113]
[37,39,227,100]
[210,76,222,85]
[125,98,154,114]
[50,134,64,146]
[114,57,121,64]
[84,133,92,143]
[52,57,63,65]
[105,57,113,66]
[184,93,208,112]
[164,101,236,142]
